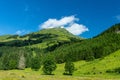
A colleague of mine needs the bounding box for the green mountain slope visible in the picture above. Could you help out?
[0,23,120,71]
[25,28,81,49]
[0,27,82,70]
[0,50,120,80]
[34,28,77,37]
[101,23,120,35]
[0,35,12,42]
[49,23,120,63]
[0,28,81,50]
[74,49,120,75]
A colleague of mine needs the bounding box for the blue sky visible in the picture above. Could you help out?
[0,0,120,38]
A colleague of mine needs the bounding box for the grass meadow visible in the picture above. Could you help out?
[1,50,120,80]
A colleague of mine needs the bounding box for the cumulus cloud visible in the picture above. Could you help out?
[66,23,89,35]
[39,15,89,35]
[40,16,78,29]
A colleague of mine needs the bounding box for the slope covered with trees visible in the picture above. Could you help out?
[0,23,120,70]
[0,28,81,70]
[48,23,120,63]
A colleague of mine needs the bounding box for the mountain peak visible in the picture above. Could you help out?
[36,27,74,36]
[0,27,81,49]
[33,27,80,38]
[95,23,120,37]
[103,23,120,34]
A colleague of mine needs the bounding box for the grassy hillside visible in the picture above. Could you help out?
[35,28,77,38]
[75,50,120,76]
[0,35,12,42]
[0,69,107,80]
[1,50,120,80]
[97,23,120,36]
[0,23,120,80]
[49,23,120,63]
[52,49,120,78]
[25,28,81,49]
[0,28,82,70]
[0,28,81,49]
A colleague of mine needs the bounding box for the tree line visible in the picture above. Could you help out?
[0,23,120,75]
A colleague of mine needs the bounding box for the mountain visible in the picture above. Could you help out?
[96,23,120,37]
[0,28,81,50]
[0,23,120,70]
[48,23,120,63]
[74,49,120,75]
[0,27,82,70]
[0,35,12,42]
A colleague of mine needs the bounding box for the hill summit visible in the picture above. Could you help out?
[99,23,120,36]
[0,27,81,50]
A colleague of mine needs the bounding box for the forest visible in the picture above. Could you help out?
[0,23,120,75]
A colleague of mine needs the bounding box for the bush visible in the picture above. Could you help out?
[42,57,57,75]
[8,59,17,69]
[63,61,75,75]
[114,67,120,73]
[31,57,41,71]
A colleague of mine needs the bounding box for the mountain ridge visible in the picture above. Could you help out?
[48,23,120,63]
[0,23,120,72]
[0,28,82,50]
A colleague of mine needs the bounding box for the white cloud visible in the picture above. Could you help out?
[115,15,120,21]
[39,15,89,35]
[40,16,78,29]
[66,23,89,35]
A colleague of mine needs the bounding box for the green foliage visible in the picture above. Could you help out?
[0,23,120,71]
[75,49,120,75]
[0,47,32,70]
[8,59,18,70]
[49,24,120,63]
[0,28,80,48]
[0,47,19,70]
[42,56,57,75]
[31,56,41,71]
[64,61,75,75]
[0,28,80,70]
[0,35,11,41]
[106,67,120,74]
[114,67,120,73]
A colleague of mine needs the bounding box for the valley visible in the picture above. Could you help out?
[0,24,120,80]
